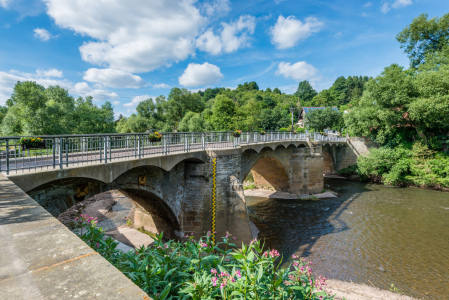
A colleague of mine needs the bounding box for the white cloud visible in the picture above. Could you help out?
[43,0,205,73]
[152,83,170,89]
[10,68,64,78]
[0,0,12,8]
[201,0,230,17]
[381,0,412,13]
[276,61,318,81]
[0,71,71,105]
[179,62,224,87]
[36,68,63,78]
[33,28,56,41]
[123,95,151,107]
[83,68,146,89]
[270,16,323,49]
[0,69,119,105]
[196,15,256,55]
[112,100,120,105]
[72,82,118,100]
[196,30,223,55]
[381,2,391,13]
[363,2,372,8]
[392,0,412,8]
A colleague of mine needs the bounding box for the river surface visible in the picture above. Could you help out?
[246,178,449,299]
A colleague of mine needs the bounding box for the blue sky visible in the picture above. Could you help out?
[0,0,448,118]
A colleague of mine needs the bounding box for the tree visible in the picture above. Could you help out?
[116,114,150,133]
[0,106,7,125]
[259,107,290,130]
[295,80,317,103]
[273,87,281,94]
[209,95,236,130]
[396,13,449,68]
[165,88,204,129]
[73,96,115,134]
[178,112,205,132]
[305,107,342,132]
[2,82,77,135]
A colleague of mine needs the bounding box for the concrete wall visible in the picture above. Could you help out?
[0,174,150,299]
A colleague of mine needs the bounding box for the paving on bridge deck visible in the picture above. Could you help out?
[0,173,151,299]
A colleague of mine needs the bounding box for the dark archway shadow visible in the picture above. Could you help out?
[246,177,372,263]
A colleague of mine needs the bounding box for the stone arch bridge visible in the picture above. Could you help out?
[2,132,370,244]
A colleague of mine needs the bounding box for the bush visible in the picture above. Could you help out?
[337,165,358,176]
[356,143,449,188]
[75,215,334,300]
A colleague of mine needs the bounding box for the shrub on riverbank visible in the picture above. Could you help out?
[75,215,333,300]
[347,143,449,188]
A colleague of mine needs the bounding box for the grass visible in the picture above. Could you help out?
[243,183,256,190]
[136,226,158,239]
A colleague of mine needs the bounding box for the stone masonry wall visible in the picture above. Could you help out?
[322,138,380,174]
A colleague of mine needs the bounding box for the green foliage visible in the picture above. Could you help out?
[305,108,342,132]
[295,80,317,103]
[1,81,115,135]
[396,13,449,69]
[75,216,334,300]
[304,76,370,108]
[355,144,449,188]
[210,95,236,131]
[337,165,358,176]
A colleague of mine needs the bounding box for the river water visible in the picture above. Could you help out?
[246,178,449,299]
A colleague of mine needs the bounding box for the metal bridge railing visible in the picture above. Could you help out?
[0,131,344,175]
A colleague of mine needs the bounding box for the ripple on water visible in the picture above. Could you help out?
[246,178,449,300]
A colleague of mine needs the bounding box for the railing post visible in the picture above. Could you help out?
[65,139,69,167]
[201,133,205,150]
[59,138,63,169]
[109,136,112,161]
[134,135,137,158]
[104,136,108,163]
[5,139,9,175]
[52,138,56,169]
[164,134,168,155]
[138,135,141,159]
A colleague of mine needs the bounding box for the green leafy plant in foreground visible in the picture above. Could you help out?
[75,214,334,300]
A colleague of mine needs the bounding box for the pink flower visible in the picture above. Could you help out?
[234,269,241,278]
[293,261,299,267]
[269,249,280,258]
[292,254,298,259]
[220,278,227,289]
[211,277,218,286]
[211,268,217,274]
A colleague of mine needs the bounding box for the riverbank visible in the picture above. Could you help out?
[326,280,416,300]
[244,189,339,199]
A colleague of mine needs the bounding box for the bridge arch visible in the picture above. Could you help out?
[241,147,292,192]
[119,188,181,240]
[249,156,290,191]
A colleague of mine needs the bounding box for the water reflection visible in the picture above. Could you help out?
[246,178,449,299]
